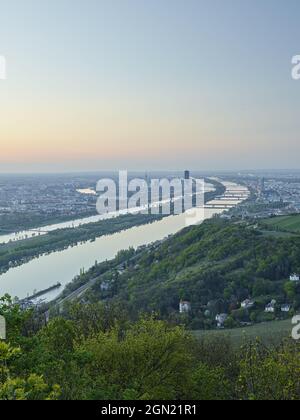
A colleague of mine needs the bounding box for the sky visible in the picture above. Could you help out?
[0,0,300,172]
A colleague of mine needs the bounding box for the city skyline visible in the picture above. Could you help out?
[0,0,300,172]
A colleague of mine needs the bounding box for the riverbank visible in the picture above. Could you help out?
[0,178,223,245]
[21,282,62,302]
[0,213,162,276]
[0,179,223,277]
[0,180,248,301]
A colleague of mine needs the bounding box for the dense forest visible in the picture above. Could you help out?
[1,296,300,400]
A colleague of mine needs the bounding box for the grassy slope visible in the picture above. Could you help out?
[263,214,300,233]
[193,318,292,348]
[193,217,298,345]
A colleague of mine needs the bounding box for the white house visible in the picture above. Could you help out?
[265,300,276,313]
[281,304,291,313]
[290,274,300,282]
[241,299,255,310]
[216,313,228,328]
[179,301,191,314]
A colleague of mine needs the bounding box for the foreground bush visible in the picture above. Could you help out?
[1,297,300,400]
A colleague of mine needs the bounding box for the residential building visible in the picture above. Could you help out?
[241,299,255,309]
[216,313,228,328]
[265,300,276,313]
[290,274,300,282]
[281,304,291,313]
[179,300,191,314]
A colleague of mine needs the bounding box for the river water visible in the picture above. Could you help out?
[0,181,249,301]
[0,183,215,244]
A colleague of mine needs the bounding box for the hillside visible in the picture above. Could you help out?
[194,318,292,347]
[65,218,300,330]
[2,295,300,400]
[262,214,300,233]
[2,217,300,400]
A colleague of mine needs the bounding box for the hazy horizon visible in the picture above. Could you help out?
[1,0,300,172]
[1,168,300,177]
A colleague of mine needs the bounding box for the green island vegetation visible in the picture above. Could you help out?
[0,210,96,236]
[0,213,162,275]
[1,295,300,400]
[61,218,300,331]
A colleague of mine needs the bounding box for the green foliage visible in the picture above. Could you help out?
[224,316,238,329]
[0,213,161,275]
[72,219,300,329]
[190,363,230,400]
[0,375,60,401]
[0,295,33,344]
[262,214,300,233]
[253,279,275,297]
[1,298,300,400]
[0,341,20,383]
[76,317,195,400]
[0,340,59,400]
[284,281,297,300]
[238,340,300,400]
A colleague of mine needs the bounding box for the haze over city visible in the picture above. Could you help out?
[0,0,300,172]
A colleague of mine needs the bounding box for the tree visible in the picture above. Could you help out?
[75,317,197,400]
[253,279,274,297]
[284,281,296,301]
[238,340,300,400]
[190,363,230,400]
[0,375,60,401]
[224,316,237,329]
[0,295,32,345]
[0,341,60,400]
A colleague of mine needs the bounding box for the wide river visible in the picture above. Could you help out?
[0,181,249,301]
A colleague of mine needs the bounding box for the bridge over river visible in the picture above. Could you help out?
[204,204,235,209]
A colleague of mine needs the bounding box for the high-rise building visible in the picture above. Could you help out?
[258,177,265,196]
[184,170,190,180]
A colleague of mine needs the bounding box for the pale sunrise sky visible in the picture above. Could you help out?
[0,0,300,172]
